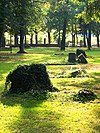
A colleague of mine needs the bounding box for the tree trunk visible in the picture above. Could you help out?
[87,29,91,50]
[58,29,61,46]
[72,34,75,47]
[48,31,51,44]
[35,32,38,44]
[14,34,18,46]
[17,30,26,53]
[1,34,6,47]
[0,35,2,47]
[72,24,75,47]
[10,34,12,45]
[61,18,67,50]
[0,30,3,47]
[89,29,92,48]
[44,38,46,44]
[75,23,78,45]
[97,34,99,47]
[83,32,86,47]
[24,35,27,44]
[30,34,33,44]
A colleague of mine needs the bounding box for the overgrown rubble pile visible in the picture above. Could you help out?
[5,64,54,94]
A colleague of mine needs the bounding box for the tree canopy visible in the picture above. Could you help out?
[0,0,99,51]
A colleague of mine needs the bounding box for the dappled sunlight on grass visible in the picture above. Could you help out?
[0,47,100,132]
[0,102,22,133]
[0,95,63,133]
[0,94,100,133]
[51,77,96,88]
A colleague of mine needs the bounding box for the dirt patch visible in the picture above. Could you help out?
[0,56,22,61]
[78,64,100,71]
[0,53,26,61]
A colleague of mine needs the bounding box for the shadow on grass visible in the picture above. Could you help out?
[56,76,100,90]
[0,93,63,133]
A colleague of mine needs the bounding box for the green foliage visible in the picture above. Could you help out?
[77,0,100,23]
[5,64,53,94]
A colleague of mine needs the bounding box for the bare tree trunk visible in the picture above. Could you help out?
[97,34,99,47]
[17,30,26,53]
[48,31,51,44]
[58,29,61,46]
[0,30,3,47]
[87,30,91,50]
[30,34,33,44]
[89,29,92,48]
[35,32,38,44]
[83,32,86,47]
[24,35,27,44]
[14,34,18,46]
[75,23,78,45]
[1,34,6,47]
[72,34,75,47]
[72,24,75,47]
[61,18,67,50]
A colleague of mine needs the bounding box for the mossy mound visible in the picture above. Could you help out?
[68,69,89,78]
[73,89,97,103]
[5,64,54,94]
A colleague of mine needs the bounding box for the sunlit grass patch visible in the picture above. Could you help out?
[0,93,99,133]
[0,102,22,133]
[0,47,100,132]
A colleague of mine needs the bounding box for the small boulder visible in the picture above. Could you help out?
[68,52,76,63]
[76,49,87,57]
[78,53,88,64]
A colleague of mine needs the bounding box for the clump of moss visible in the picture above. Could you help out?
[68,69,89,78]
[72,89,97,103]
[5,64,55,94]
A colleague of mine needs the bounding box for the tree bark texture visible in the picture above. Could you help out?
[30,34,33,44]
[97,34,99,47]
[61,18,67,50]
[35,32,38,44]
[83,32,86,47]
[48,31,51,44]
[14,34,18,46]
[17,30,26,53]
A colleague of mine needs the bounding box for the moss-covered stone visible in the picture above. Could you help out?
[5,64,54,94]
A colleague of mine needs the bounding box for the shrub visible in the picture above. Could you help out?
[5,64,54,94]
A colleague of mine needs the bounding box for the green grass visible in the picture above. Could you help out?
[0,47,100,133]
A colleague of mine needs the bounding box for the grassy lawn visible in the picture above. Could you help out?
[0,47,100,133]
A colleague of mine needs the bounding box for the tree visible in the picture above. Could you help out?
[8,0,29,53]
[91,22,100,47]
[28,0,46,44]
[0,0,10,47]
[77,0,100,22]
[86,0,100,22]
[45,0,69,50]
